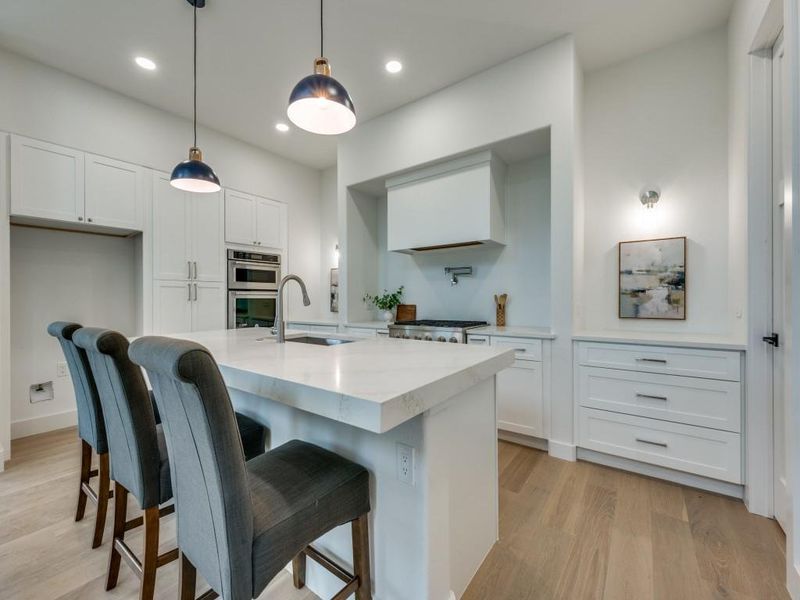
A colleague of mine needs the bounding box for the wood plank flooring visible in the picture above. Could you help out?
[0,430,789,600]
[463,441,789,600]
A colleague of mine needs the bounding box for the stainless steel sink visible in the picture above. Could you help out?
[286,336,354,346]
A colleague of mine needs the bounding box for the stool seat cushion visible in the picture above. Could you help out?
[248,439,370,594]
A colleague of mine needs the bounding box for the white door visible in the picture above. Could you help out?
[496,359,543,438]
[191,281,226,332]
[256,198,285,249]
[153,280,192,334]
[772,35,791,530]
[225,190,257,246]
[152,173,191,281]
[84,154,142,230]
[10,135,84,223]
[191,191,225,282]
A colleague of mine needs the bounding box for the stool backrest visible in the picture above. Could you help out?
[129,336,253,600]
[74,328,162,508]
[47,322,107,454]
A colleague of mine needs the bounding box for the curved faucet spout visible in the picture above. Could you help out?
[272,274,311,342]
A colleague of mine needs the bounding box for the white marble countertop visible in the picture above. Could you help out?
[469,325,556,339]
[572,330,747,351]
[285,318,340,326]
[167,328,514,433]
[344,321,392,330]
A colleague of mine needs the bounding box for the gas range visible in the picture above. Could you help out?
[388,320,488,344]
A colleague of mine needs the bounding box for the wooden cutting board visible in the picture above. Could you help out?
[396,304,417,322]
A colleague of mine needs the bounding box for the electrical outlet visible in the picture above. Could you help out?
[56,361,68,378]
[396,443,414,485]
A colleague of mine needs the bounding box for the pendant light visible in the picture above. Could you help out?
[287,0,356,135]
[170,0,221,193]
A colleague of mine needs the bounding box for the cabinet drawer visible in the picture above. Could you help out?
[577,343,741,381]
[467,335,490,346]
[492,337,542,361]
[578,408,741,483]
[578,367,741,432]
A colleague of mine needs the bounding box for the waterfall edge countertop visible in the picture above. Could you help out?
[165,328,514,433]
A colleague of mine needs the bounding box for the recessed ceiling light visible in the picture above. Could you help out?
[385,60,403,74]
[275,122,290,132]
[134,56,157,71]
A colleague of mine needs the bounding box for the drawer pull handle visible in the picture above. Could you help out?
[514,348,527,352]
[636,358,667,364]
[635,393,668,402]
[635,437,668,448]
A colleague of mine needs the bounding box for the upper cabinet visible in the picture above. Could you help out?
[386,151,506,254]
[225,189,286,250]
[10,135,144,231]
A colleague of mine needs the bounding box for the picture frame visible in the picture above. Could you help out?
[618,236,686,320]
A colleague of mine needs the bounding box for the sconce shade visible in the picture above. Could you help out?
[640,190,660,209]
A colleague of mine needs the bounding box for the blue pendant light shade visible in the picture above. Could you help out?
[171,0,221,193]
[287,0,356,135]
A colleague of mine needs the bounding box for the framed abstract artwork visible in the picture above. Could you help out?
[619,236,686,320]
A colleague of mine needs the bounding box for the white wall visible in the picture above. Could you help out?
[319,167,339,321]
[337,36,581,458]
[376,156,551,325]
[582,28,732,335]
[9,227,138,437]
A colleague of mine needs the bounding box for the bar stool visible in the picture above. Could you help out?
[47,321,112,549]
[129,336,372,600]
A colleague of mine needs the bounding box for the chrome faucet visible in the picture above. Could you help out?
[272,274,311,343]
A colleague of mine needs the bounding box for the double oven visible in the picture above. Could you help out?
[227,250,281,329]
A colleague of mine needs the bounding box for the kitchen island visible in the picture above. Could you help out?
[166,328,514,600]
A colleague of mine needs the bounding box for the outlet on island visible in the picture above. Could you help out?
[396,442,415,485]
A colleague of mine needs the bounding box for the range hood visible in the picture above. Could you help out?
[386,151,506,254]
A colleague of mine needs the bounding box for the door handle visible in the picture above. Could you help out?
[188,261,192,279]
[187,283,192,302]
[635,438,668,448]
[763,333,779,347]
[193,283,198,301]
[193,261,198,280]
[635,393,668,402]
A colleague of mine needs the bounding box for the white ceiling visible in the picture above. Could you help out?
[0,0,733,169]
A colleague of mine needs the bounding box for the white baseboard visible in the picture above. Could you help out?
[498,430,548,451]
[548,439,577,461]
[11,409,77,439]
[0,443,5,472]
[577,448,744,499]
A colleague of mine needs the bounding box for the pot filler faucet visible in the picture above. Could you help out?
[272,274,311,343]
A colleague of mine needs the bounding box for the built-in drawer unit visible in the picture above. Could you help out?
[577,342,741,381]
[578,407,742,483]
[574,340,744,486]
[577,367,741,432]
[491,336,542,362]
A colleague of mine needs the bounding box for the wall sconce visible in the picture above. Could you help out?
[640,190,660,209]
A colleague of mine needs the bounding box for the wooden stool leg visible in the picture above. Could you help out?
[352,514,372,600]
[292,552,306,589]
[106,483,128,590]
[92,452,111,548]
[140,506,160,600]
[75,440,92,522]
[180,552,198,600]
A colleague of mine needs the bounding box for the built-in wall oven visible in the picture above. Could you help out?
[227,250,281,329]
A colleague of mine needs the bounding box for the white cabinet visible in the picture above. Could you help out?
[152,172,223,282]
[152,280,225,334]
[496,359,543,438]
[84,154,143,229]
[10,135,143,230]
[11,135,84,222]
[225,189,286,250]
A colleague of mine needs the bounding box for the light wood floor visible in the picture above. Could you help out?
[0,430,789,600]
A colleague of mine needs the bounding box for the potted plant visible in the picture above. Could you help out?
[363,286,404,322]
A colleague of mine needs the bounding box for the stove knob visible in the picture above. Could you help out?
[437,336,446,342]
[424,335,432,341]
[402,334,410,339]
[449,337,458,343]
[414,335,422,340]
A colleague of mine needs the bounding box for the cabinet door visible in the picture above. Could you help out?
[10,135,84,222]
[85,153,143,230]
[152,173,191,280]
[153,280,192,334]
[191,281,226,332]
[191,191,225,282]
[496,360,543,438]
[225,190,257,246]
[255,198,285,249]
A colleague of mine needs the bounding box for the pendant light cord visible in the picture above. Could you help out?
[193,0,198,148]
[320,0,324,57]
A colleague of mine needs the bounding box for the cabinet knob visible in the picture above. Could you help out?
[77,216,83,221]
[87,218,93,223]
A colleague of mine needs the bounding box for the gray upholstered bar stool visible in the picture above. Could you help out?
[130,336,372,600]
[73,327,178,600]
[47,321,112,549]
